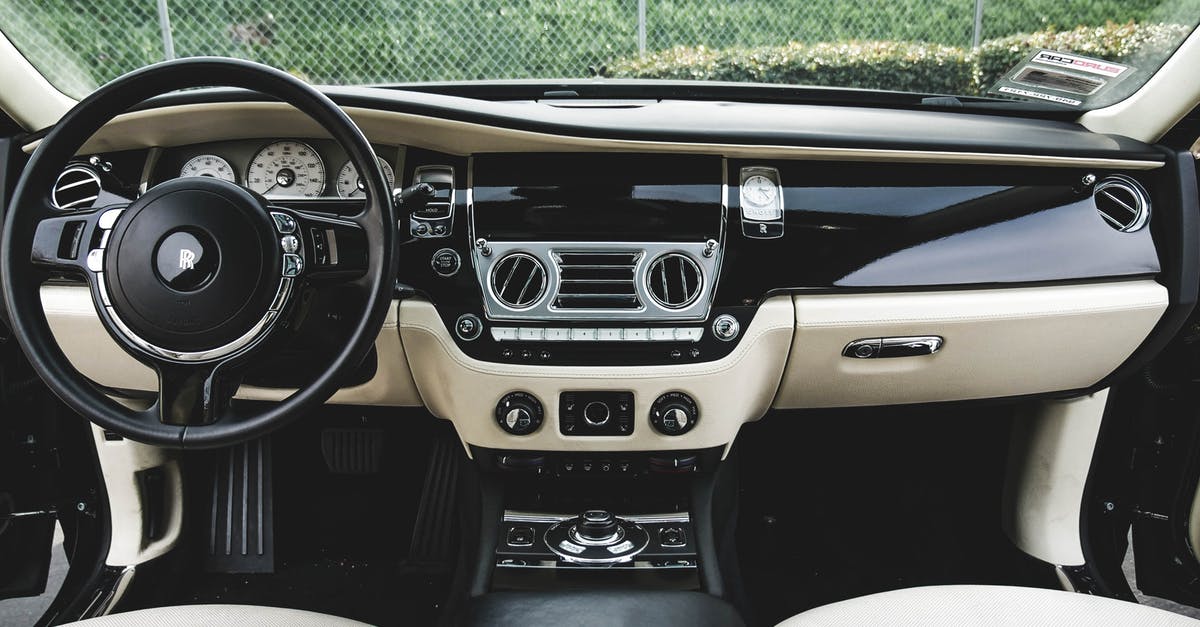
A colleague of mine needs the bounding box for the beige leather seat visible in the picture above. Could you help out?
[780,585,1200,626]
[70,604,370,626]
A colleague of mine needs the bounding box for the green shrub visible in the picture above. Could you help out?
[975,22,1193,91]
[609,40,975,95]
[609,22,1193,98]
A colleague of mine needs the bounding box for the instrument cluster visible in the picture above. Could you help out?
[156,139,398,199]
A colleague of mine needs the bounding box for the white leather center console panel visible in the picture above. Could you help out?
[397,296,796,453]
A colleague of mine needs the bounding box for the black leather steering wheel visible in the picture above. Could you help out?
[0,58,396,448]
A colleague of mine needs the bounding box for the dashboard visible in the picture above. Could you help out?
[29,87,1197,454]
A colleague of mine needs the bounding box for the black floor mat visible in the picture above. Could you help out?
[733,404,1059,626]
[147,408,459,626]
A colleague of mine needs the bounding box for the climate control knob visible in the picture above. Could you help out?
[650,392,699,436]
[496,392,543,435]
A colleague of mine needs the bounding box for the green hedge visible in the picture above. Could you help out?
[608,22,1192,97]
[975,22,1193,91]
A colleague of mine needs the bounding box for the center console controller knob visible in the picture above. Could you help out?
[575,509,620,544]
[650,392,699,436]
[496,391,543,435]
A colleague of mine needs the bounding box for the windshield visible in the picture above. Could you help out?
[3,0,1199,110]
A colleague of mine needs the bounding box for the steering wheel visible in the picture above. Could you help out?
[0,58,396,448]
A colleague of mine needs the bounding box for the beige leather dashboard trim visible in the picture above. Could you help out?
[40,285,422,406]
[90,424,184,566]
[774,281,1167,408]
[23,101,1163,171]
[1002,390,1109,567]
[397,296,795,454]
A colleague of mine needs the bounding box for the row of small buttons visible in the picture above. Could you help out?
[490,327,704,342]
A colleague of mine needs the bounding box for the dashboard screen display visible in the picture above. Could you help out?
[471,154,723,241]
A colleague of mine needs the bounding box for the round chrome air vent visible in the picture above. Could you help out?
[1094,175,1150,232]
[490,252,547,309]
[646,253,703,310]
[51,165,102,210]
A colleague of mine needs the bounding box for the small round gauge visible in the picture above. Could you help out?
[179,154,237,183]
[245,140,325,198]
[336,157,395,198]
[741,174,778,208]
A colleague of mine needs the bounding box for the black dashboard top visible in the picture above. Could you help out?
[118,84,1165,164]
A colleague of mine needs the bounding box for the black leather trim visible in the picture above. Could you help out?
[455,590,745,627]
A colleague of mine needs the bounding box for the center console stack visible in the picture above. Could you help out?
[426,153,755,367]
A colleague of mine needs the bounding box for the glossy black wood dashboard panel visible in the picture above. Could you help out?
[472,153,722,242]
[717,160,1162,306]
[393,150,1167,365]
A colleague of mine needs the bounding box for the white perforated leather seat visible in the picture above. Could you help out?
[69,604,370,626]
[779,585,1200,626]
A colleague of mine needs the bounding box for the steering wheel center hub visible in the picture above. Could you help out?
[103,177,282,354]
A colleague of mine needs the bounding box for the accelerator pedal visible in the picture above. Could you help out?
[204,438,274,573]
[407,434,460,564]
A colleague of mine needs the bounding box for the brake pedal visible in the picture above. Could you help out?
[204,438,274,573]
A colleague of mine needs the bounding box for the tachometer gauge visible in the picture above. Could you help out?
[741,174,777,208]
[336,157,395,198]
[245,140,326,198]
[179,155,237,183]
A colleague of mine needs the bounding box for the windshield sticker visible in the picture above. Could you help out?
[989,48,1134,108]
[1013,66,1105,96]
[996,86,1082,107]
[1031,50,1128,78]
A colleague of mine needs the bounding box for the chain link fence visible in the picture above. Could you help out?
[0,0,1186,98]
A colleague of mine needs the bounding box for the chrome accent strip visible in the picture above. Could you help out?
[105,305,279,363]
[503,510,572,523]
[502,510,689,524]
[79,566,135,618]
[495,559,696,570]
[622,512,691,524]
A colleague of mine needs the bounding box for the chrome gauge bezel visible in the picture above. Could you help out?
[336,157,395,198]
[245,140,326,198]
[179,154,237,184]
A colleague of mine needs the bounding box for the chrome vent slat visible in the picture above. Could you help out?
[1093,176,1150,233]
[490,253,547,309]
[553,251,642,310]
[647,253,702,310]
[52,165,102,211]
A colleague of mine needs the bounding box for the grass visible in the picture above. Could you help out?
[0,0,1191,97]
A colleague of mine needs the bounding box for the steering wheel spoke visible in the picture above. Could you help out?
[152,359,243,426]
[272,207,370,284]
[30,202,127,278]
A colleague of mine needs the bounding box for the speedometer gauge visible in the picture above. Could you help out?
[246,140,325,198]
[336,157,395,198]
[180,155,236,183]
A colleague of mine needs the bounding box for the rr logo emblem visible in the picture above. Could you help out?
[178,249,196,270]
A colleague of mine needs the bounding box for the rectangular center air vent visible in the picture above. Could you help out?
[552,251,643,310]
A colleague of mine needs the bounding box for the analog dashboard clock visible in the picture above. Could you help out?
[739,168,783,222]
